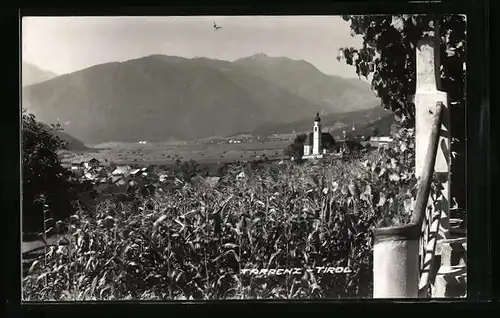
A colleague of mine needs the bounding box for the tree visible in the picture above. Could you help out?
[22,110,78,234]
[284,133,307,161]
[338,14,466,128]
[338,14,466,207]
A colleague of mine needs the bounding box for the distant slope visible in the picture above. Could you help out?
[342,113,395,137]
[52,131,87,151]
[22,62,57,86]
[233,53,378,113]
[23,54,381,144]
[247,106,393,136]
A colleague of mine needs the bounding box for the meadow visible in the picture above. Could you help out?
[59,139,291,168]
[22,129,416,301]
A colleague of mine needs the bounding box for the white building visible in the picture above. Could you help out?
[370,136,393,143]
[302,112,336,160]
[368,136,394,148]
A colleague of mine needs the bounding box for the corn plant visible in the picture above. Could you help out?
[23,125,416,301]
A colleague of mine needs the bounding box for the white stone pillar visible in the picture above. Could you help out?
[414,34,450,240]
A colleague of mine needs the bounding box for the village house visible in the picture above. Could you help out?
[367,136,393,149]
[302,112,337,160]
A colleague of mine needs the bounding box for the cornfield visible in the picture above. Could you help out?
[23,147,415,301]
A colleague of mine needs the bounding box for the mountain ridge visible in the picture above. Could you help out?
[22,62,58,86]
[22,54,381,144]
[232,53,377,113]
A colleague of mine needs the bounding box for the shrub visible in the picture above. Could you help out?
[172,159,208,182]
[22,110,80,235]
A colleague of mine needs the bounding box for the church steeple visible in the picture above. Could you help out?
[312,112,322,155]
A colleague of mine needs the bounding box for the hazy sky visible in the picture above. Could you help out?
[22,16,364,78]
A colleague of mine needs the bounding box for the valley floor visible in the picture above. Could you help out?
[60,139,291,168]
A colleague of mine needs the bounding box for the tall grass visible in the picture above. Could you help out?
[22,146,415,301]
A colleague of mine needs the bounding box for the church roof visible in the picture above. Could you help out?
[307,132,336,147]
[314,112,321,122]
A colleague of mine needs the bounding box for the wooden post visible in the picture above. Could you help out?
[373,103,442,299]
[413,18,454,298]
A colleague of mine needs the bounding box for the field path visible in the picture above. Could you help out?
[22,234,67,255]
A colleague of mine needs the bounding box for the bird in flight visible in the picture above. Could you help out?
[213,20,222,30]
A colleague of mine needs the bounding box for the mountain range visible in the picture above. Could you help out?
[22,53,383,144]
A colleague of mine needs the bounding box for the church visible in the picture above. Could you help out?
[302,112,337,160]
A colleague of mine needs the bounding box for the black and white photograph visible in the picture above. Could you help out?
[21,14,467,300]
